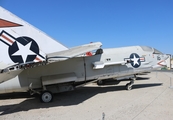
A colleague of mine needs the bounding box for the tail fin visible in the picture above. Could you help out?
[0,6,68,67]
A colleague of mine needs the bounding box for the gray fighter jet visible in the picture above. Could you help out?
[0,7,168,102]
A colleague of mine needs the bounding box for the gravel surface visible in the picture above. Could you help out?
[0,72,173,120]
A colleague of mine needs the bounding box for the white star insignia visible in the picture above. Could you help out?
[131,55,139,66]
[12,41,36,63]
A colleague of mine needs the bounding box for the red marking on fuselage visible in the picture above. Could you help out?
[140,58,145,61]
[1,34,14,43]
[35,57,42,62]
[157,60,165,66]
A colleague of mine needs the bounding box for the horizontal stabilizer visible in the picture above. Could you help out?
[47,42,102,62]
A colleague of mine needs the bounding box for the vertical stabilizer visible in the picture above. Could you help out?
[0,6,68,67]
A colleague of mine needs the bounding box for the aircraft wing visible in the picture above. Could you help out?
[0,68,23,83]
[47,42,102,63]
[0,42,102,83]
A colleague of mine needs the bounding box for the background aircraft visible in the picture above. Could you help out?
[0,7,168,102]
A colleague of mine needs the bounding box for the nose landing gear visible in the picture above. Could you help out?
[125,75,136,90]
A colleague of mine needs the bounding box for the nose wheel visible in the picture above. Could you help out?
[97,80,104,85]
[126,82,133,90]
[125,75,136,90]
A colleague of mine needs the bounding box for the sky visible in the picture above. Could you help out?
[1,0,173,55]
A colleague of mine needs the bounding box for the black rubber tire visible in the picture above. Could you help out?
[126,83,132,90]
[97,80,104,85]
[40,90,53,103]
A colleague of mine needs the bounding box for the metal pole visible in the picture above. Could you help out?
[170,77,173,89]
[102,112,105,120]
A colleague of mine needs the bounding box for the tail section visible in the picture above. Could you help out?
[0,6,68,68]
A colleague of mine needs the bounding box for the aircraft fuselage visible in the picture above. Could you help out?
[0,46,167,94]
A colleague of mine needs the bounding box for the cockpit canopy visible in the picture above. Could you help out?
[153,48,163,54]
[140,46,163,54]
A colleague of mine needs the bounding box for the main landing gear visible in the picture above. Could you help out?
[40,90,53,103]
[29,83,53,103]
[125,75,136,90]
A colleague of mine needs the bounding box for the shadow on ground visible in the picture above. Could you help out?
[0,81,162,116]
[95,77,150,86]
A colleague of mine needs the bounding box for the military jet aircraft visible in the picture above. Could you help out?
[0,7,168,102]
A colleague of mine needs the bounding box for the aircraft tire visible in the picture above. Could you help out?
[40,90,53,103]
[126,83,132,90]
[97,80,104,85]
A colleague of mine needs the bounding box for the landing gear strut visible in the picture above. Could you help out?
[29,83,54,103]
[125,75,136,90]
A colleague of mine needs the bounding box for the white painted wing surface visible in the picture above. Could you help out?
[47,42,102,62]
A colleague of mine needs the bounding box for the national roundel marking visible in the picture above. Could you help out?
[8,36,39,63]
[129,53,141,68]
